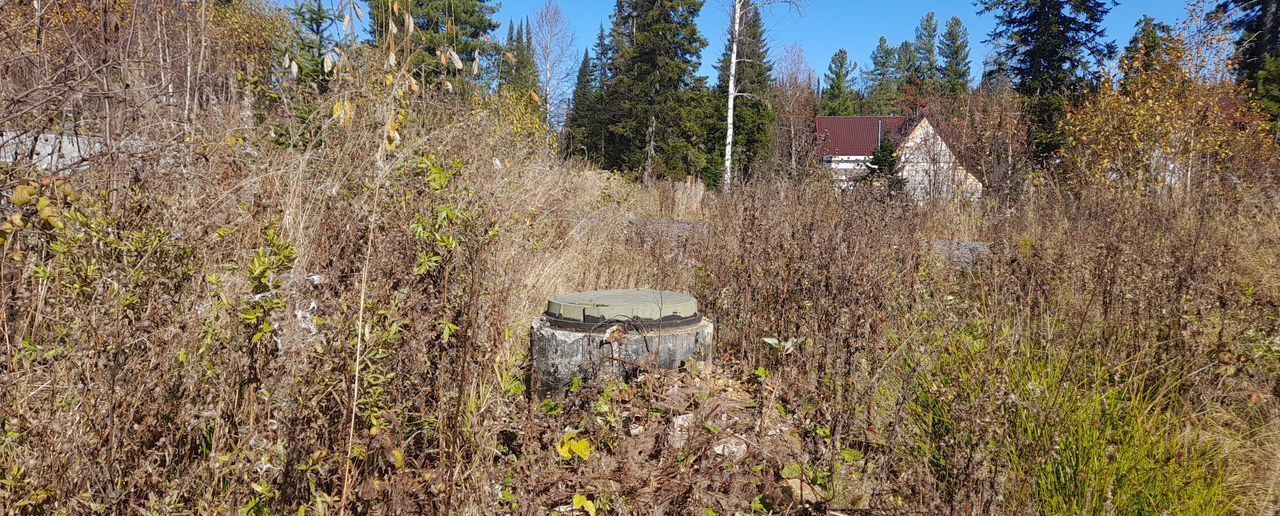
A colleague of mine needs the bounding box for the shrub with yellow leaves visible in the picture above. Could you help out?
[1060,3,1280,193]
[479,88,553,155]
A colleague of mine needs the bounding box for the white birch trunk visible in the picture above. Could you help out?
[722,0,741,190]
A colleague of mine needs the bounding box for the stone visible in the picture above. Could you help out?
[923,240,994,268]
[712,436,748,458]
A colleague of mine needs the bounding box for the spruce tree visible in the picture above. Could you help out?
[565,49,601,158]
[289,0,337,94]
[608,0,638,58]
[497,20,517,87]
[1258,57,1280,118]
[1223,0,1280,118]
[822,49,859,116]
[863,37,903,115]
[592,25,613,86]
[913,13,942,89]
[978,0,1116,160]
[495,18,537,92]
[369,0,499,83]
[867,137,904,194]
[715,1,774,182]
[1224,0,1280,83]
[514,18,538,90]
[940,16,971,97]
[1119,16,1176,92]
[603,0,709,181]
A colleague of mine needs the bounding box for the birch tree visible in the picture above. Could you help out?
[532,0,576,151]
[721,0,803,190]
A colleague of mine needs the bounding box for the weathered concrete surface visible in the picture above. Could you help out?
[0,131,102,172]
[531,317,714,394]
[625,218,710,253]
[0,131,172,173]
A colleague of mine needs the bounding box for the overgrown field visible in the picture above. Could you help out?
[2,1,1280,512]
[1,81,1279,514]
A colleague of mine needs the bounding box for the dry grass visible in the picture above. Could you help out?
[3,89,1278,512]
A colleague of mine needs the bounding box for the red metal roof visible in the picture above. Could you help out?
[816,116,909,157]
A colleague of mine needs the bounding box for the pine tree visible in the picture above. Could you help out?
[894,41,923,111]
[978,0,1117,160]
[894,42,916,81]
[822,49,859,116]
[913,13,942,88]
[715,1,774,182]
[369,0,499,83]
[602,0,710,182]
[939,16,971,97]
[863,37,903,115]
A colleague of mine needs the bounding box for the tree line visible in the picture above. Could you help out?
[332,0,1280,187]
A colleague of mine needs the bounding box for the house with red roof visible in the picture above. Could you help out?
[816,116,982,200]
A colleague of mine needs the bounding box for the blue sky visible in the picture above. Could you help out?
[492,0,1191,85]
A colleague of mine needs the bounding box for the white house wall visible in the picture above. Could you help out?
[823,156,873,184]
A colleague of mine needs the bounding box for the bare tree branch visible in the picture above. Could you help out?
[532,0,576,154]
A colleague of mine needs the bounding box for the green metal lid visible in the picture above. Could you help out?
[546,289,698,324]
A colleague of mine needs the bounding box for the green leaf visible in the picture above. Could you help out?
[781,463,804,479]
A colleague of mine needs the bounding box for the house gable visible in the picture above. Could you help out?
[814,115,983,200]
[895,118,982,199]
